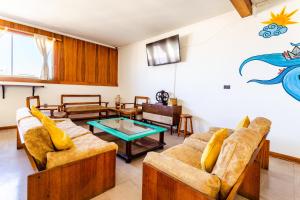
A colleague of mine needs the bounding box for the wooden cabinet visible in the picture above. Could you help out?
[142,104,182,134]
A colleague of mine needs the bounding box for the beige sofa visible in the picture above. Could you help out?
[16,107,118,200]
[143,117,271,200]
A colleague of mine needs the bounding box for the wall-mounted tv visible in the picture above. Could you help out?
[146,35,181,66]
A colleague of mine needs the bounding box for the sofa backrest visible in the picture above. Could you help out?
[16,108,54,170]
[212,117,271,200]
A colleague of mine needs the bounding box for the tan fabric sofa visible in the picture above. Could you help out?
[16,107,118,200]
[143,117,271,200]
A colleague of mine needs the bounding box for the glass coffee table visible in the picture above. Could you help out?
[87,117,167,163]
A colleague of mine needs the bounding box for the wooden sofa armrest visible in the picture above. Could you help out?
[143,152,220,199]
[143,163,215,200]
[27,149,116,200]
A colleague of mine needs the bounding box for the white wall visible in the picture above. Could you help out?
[0,82,119,126]
[118,1,300,157]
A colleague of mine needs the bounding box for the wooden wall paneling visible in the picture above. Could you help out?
[63,37,78,82]
[97,46,109,85]
[85,42,97,83]
[109,49,118,86]
[53,41,62,81]
[76,40,86,82]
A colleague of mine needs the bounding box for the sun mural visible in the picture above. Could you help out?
[259,7,298,38]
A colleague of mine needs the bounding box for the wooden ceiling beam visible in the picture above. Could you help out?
[230,0,253,18]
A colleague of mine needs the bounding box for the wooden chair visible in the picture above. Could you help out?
[118,96,150,119]
[26,96,64,118]
[178,114,194,138]
[61,94,109,120]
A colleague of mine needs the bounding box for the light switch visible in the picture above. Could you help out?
[224,85,231,89]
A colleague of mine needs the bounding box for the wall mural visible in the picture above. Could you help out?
[239,43,300,101]
[259,7,298,38]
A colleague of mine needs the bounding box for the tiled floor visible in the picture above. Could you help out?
[0,128,299,200]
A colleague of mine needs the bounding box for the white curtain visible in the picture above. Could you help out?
[34,34,54,80]
[0,27,8,38]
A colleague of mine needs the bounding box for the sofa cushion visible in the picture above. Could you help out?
[248,117,271,138]
[56,120,91,139]
[236,116,250,129]
[65,105,107,113]
[43,119,74,150]
[190,132,214,142]
[183,137,207,152]
[46,134,118,169]
[162,144,203,169]
[20,117,54,169]
[144,152,221,199]
[16,107,32,123]
[212,126,267,199]
[189,128,233,143]
[201,128,229,173]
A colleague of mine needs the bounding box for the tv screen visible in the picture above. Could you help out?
[146,35,181,66]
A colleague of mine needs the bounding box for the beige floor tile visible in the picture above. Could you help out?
[260,163,295,200]
[268,157,295,177]
[103,180,141,200]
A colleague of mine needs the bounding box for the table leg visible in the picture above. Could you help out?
[89,125,94,133]
[50,110,54,118]
[159,132,165,145]
[126,141,132,163]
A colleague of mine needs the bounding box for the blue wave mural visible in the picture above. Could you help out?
[240,45,300,101]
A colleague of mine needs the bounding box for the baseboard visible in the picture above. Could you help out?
[270,151,300,164]
[0,125,17,130]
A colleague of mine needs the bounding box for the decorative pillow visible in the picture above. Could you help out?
[212,128,258,200]
[31,106,45,121]
[236,116,250,129]
[42,115,55,125]
[43,120,74,150]
[22,117,55,170]
[200,128,229,173]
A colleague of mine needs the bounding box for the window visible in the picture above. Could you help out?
[0,31,53,79]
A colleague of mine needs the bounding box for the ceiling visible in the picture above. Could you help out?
[0,0,234,47]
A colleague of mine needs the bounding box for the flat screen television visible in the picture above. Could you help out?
[146,35,181,66]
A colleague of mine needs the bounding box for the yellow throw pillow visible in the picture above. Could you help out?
[201,128,229,173]
[31,106,45,121]
[43,120,73,150]
[236,116,250,129]
[42,115,55,125]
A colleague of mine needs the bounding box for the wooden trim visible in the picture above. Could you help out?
[230,0,252,18]
[270,151,300,164]
[0,19,62,41]
[1,25,62,42]
[0,125,17,130]
[0,77,118,87]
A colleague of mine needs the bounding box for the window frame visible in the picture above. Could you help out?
[0,30,54,81]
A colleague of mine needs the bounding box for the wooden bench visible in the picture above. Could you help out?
[142,137,270,200]
[61,94,109,120]
[17,126,116,200]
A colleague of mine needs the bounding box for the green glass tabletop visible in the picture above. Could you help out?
[87,117,167,141]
